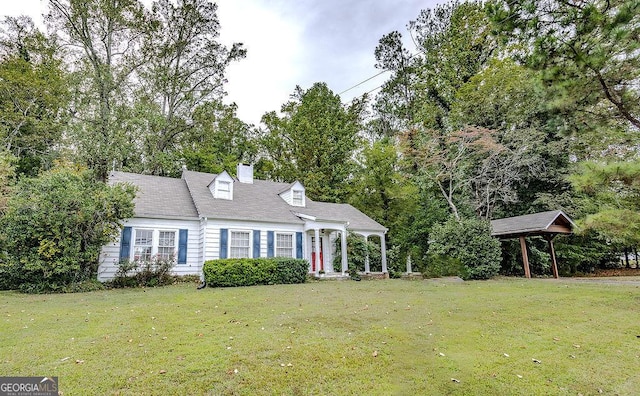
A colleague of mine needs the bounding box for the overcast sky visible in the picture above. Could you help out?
[3,0,435,125]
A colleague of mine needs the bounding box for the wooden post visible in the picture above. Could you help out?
[519,236,531,278]
[546,235,559,279]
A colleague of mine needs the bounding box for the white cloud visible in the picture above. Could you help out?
[217,0,305,125]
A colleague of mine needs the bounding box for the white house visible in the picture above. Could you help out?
[98,164,388,281]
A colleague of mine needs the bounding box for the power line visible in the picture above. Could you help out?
[337,69,390,96]
[337,49,425,99]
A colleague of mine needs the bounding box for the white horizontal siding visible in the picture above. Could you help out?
[98,217,200,281]
[204,219,305,261]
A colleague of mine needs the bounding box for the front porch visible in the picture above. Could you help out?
[301,222,387,277]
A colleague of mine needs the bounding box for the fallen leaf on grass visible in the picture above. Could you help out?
[517,375,523,379]
[439,352,445,357]
[159,370,166,374]
[60,357,70,362]
[573,344,581,348]
[503,353,509,357]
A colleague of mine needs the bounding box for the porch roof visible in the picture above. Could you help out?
[490,210,575,239]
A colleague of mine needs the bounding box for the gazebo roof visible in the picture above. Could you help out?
[490,210,576,239]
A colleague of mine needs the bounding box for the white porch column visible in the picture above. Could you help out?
[381,233,388,273]
[364,235,370,273]
[314,228,321,275]
[341,230,348,274]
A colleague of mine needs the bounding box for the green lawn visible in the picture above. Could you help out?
[1,278,639,395]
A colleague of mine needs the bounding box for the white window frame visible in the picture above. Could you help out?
[157,230,177,261]
[229,230,251,258]
[131,228,178,262]
[292,190,304,206]
[133,229,153,262]
[217,180,231,200]
[275,232,294,258]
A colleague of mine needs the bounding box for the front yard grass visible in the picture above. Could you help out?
[1,278,639,395]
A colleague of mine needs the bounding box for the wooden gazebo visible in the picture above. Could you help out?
[490,210,575,279]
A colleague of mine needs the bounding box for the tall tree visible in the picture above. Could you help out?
[258,82,364,202]
[47,0,149,180]
[0,16,68,176]
[134,0,246,175]
[571,160,640,247]
[180,101,257,175]
[490,0,640,131]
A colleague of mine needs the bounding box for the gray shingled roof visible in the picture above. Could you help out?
[490,210,575,238]
[302,201,387,232]
[182,170,386,232]
[109,171,198,219]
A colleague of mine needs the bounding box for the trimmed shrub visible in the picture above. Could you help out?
[427,217,501,280]
[203,258,308,287]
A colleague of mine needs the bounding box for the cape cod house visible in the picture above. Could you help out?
[98,164,388,281]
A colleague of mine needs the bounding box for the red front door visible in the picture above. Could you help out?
[311,237,324,272]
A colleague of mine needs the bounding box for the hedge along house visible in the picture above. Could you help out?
[98,164,388,281]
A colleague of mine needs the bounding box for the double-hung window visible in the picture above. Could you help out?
[230,231,250,258]
[158,231,176,260]
[292,190,304,206]
[132,229,177,262]
[276,233,294,257]
[134,230,153,261]
[218,181,231,199]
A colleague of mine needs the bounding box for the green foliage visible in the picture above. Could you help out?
[0,16,69,176]
[131,0,247,176]
[0,163,135,292]
[258,82,364,202]
[203,258,308,287]
[423,254,468,279]
[109,256,176,288]
[490,0,640,131]
[570,160,640,246]
[180,101,257,176]
[427,217,501,280]
[333,233,383,278]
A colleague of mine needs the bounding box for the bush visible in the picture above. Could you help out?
[108,256,176,288]
[203,258,308,287]
[333,233,383,277]
[427,217,501,280]
[423,254,468,279]
[0,163,135,293]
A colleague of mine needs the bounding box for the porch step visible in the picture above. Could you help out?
[312,272,351,281]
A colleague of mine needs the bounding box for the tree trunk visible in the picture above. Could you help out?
[624,248,630,268]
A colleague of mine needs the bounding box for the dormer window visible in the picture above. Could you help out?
[209,171,234,200]
[292,190,304,206]
[279,181,305,207]
[218,181,231,199]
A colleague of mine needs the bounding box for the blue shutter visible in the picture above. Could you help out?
[178,229,188,264]
[220,229,228,259]
[267,231,274,258]
[253,230,261,258]
[119,227,132,262]
[296,232,303,259]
